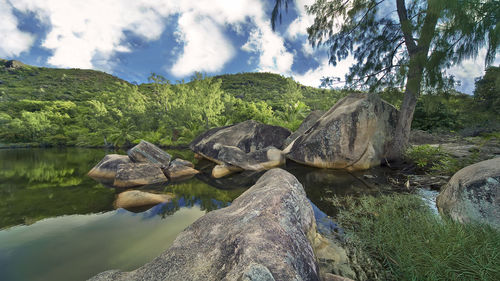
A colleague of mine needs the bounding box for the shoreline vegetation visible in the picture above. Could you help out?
[2,60,499,280]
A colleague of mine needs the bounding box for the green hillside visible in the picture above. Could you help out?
[1,59,496,148]
[0,60,346,148]
[0,59,131,102]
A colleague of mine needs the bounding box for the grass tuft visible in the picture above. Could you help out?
[331,194,500,280]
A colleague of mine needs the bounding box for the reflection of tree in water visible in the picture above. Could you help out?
[0,148,115,229]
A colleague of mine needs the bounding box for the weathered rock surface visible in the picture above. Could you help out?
[89,169,320,281]
[128,140,171,166]
[436,157,500,229]
[87,154,131,182]
[286,93,398,171]
[284,110,325,148]
[211,163,243,178]
[191,120,291,154]
[190,120,290,161]
[164,159,199,180]
[190,120,290,176]
[113,163,168,188]
[114,190,174,209]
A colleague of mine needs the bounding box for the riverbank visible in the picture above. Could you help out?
[327,194,500,281]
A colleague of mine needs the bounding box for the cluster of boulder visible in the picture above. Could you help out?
[89,169,356,281]
[88,140,199,209]
[190,93,399,178]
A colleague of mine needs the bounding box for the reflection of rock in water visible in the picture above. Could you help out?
[284,161,393,217]
[195,169,264,190]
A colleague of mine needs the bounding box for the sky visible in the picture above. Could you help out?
[1,0,498,94]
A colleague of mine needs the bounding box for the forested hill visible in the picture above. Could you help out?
[0,59,132,102]
[0,60,345,147]
[1,59,496,148]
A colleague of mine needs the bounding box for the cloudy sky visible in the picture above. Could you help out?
[1,0,497,94]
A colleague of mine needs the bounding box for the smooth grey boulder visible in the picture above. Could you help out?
[284,110,325,148]
[190,120,291,158]
[436,157,500,229]
[285,93,398,171]
[216,145,286,171]
[87,154,131,183]
[113,163,168,188]
[89,169,320,281]
[128,140,171,166]
[164,159,199,180]
[190,121,290,176]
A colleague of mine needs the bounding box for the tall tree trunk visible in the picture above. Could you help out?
[388,0,442,160]
[387,58,422,160]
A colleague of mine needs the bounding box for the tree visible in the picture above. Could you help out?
[474,66,500,114]
[272,0,499,159]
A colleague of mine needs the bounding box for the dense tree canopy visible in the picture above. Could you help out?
[474,66,500,114]
[273,0,499,158]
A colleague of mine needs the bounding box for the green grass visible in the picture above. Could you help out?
[331,194,500,281]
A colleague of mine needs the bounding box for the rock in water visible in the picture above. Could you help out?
[89,169,320,281]
[436,158,500,229]
[164,159,199,180]
[113,163,168,188]
[190,120,290,176]
[87,154,131,182]
[114,190,174,209]
[190,120,291,156]
[128,140,171,166]
[286,93,398,171]
[284,110,325,148]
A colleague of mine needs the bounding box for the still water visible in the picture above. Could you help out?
[0,148,392,281]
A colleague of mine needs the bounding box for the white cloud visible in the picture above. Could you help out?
[10,0,167,69]
[8,0,293,78]
[292,55,355,87]
[0,0,35,58]
[449,49,500,94]
[242,24,294,73]
[286,0,315,40]
[170,12,235,77]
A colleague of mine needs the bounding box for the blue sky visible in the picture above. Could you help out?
[1,0,497,93]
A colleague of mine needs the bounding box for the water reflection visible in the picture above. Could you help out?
[0,207,205,281]
[0,148,115,229]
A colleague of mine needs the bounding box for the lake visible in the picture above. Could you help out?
[0,148,393,281]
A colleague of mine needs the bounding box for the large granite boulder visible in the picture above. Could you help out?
[89,169,320,281]
[164,159,199,180]
[128,140,171,166]
[285,93,398,171]
[284,110,325,148]
[87,154,131,183]
[114,190,174,209]
[190,120,291,158]
[113,163,168,188]
[436,158,500,229]
[190,120,291,176]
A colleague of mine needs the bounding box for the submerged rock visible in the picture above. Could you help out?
[164,159,199,180]
[113,163,168,188]
[87,154,131,183]
[211,163,243,178]
[89,169,320,281]
[286,93,398,171]
[114,190,174,209]
[436,157,500,229]
[128,140,171,166]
